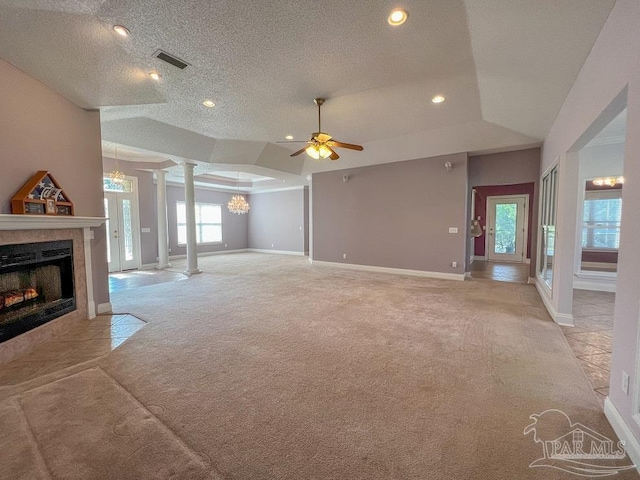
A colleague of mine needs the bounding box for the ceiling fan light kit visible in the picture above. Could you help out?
[283,98,364,162]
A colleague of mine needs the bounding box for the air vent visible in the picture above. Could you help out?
[155,50,190,70]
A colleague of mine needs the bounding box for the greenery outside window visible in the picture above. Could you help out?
[177,202,222,244]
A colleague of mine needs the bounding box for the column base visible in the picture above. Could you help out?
[183,268,202,277]
[155,263,172,270]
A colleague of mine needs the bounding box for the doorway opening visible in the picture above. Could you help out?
[469,183,535,283]
[103,176,142,273]
[561,108,627,404]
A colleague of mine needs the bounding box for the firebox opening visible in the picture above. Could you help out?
[0,240,76,343]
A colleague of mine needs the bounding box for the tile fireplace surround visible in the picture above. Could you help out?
[0,215,105,364]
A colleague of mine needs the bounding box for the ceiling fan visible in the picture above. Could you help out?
[280,98,363,161]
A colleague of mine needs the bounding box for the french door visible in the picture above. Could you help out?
[487,195,528,263]
[104,186,141,273]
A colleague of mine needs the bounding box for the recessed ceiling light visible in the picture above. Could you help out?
[149,71,161,81]
[202,100,216,108]
[432,95,446,104]
[113,25,130,37]
[285,135,294,140]
[388,9,408,26]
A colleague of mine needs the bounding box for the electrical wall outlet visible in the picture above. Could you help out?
[343,253,347,259]
[225,244,227,247]
[622,370,630,395]
[452,261,457,268]
[271,243,274,248]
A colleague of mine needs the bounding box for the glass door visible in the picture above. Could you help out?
[103,177,140,273]
[487,195,528,262]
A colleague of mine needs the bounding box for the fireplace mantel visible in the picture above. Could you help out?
[0,214,105,230]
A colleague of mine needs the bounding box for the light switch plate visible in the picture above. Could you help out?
[448,227,458,234]
[141,227,151,233]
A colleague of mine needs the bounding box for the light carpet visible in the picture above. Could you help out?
[0,253,637,479]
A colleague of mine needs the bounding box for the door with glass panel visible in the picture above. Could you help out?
[103,177,140,273]
[487,195,528,262]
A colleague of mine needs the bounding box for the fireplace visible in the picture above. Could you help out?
[0,240,76,343]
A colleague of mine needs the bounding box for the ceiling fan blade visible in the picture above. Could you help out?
[327,146,340,161]
[290,146,309,157]
[330,140,364,151]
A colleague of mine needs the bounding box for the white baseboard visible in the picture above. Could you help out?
[247,249,305,256]
[574,272,617,292]
[574,280,617,292]
[472,255,486,261]
[140,263,157,270]
[312,260,465,281]
[97,302,113,315]
[604,397,640,473]
[169,249,248,261]
[534,277,574,326]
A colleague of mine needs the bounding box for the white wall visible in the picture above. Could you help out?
[540,0,640,462]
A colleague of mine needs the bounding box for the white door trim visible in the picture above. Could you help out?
[103,175,142,272]
[485,194,529,263]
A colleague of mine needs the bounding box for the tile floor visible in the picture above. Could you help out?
[0,314,146,386]
[562,289,615,406]
[109,269,186,293]
[469,260,530,283]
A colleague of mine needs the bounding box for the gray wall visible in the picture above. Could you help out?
[248,189,307,253]
[540,0,640,445]
[468,148,541,186]
[0,58,109,306]
[468,147,541,276]
[303,188,309,254]
[166,184,248,257]
[312,153,468,275]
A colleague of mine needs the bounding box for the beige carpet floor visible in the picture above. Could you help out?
[0,253,637,479]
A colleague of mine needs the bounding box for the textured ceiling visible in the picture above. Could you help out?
[0,0,616,185]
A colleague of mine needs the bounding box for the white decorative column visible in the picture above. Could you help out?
[183,162,201,275]
[155,170,171,269]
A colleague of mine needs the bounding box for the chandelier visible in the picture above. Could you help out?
[227,172,250,215]
[109,147,125,184]
[592,176,624,187]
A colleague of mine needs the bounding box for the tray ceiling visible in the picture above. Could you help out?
[0,0,615,178]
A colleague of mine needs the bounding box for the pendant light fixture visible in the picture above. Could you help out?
[109,147,125,184]
[227,172,250,215]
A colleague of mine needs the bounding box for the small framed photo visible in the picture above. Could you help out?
[46,199,56,214]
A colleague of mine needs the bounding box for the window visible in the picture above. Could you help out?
[177,202,222,244]
[582,190,622,250]
[103,177,133,192]
[539,166,558,289]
